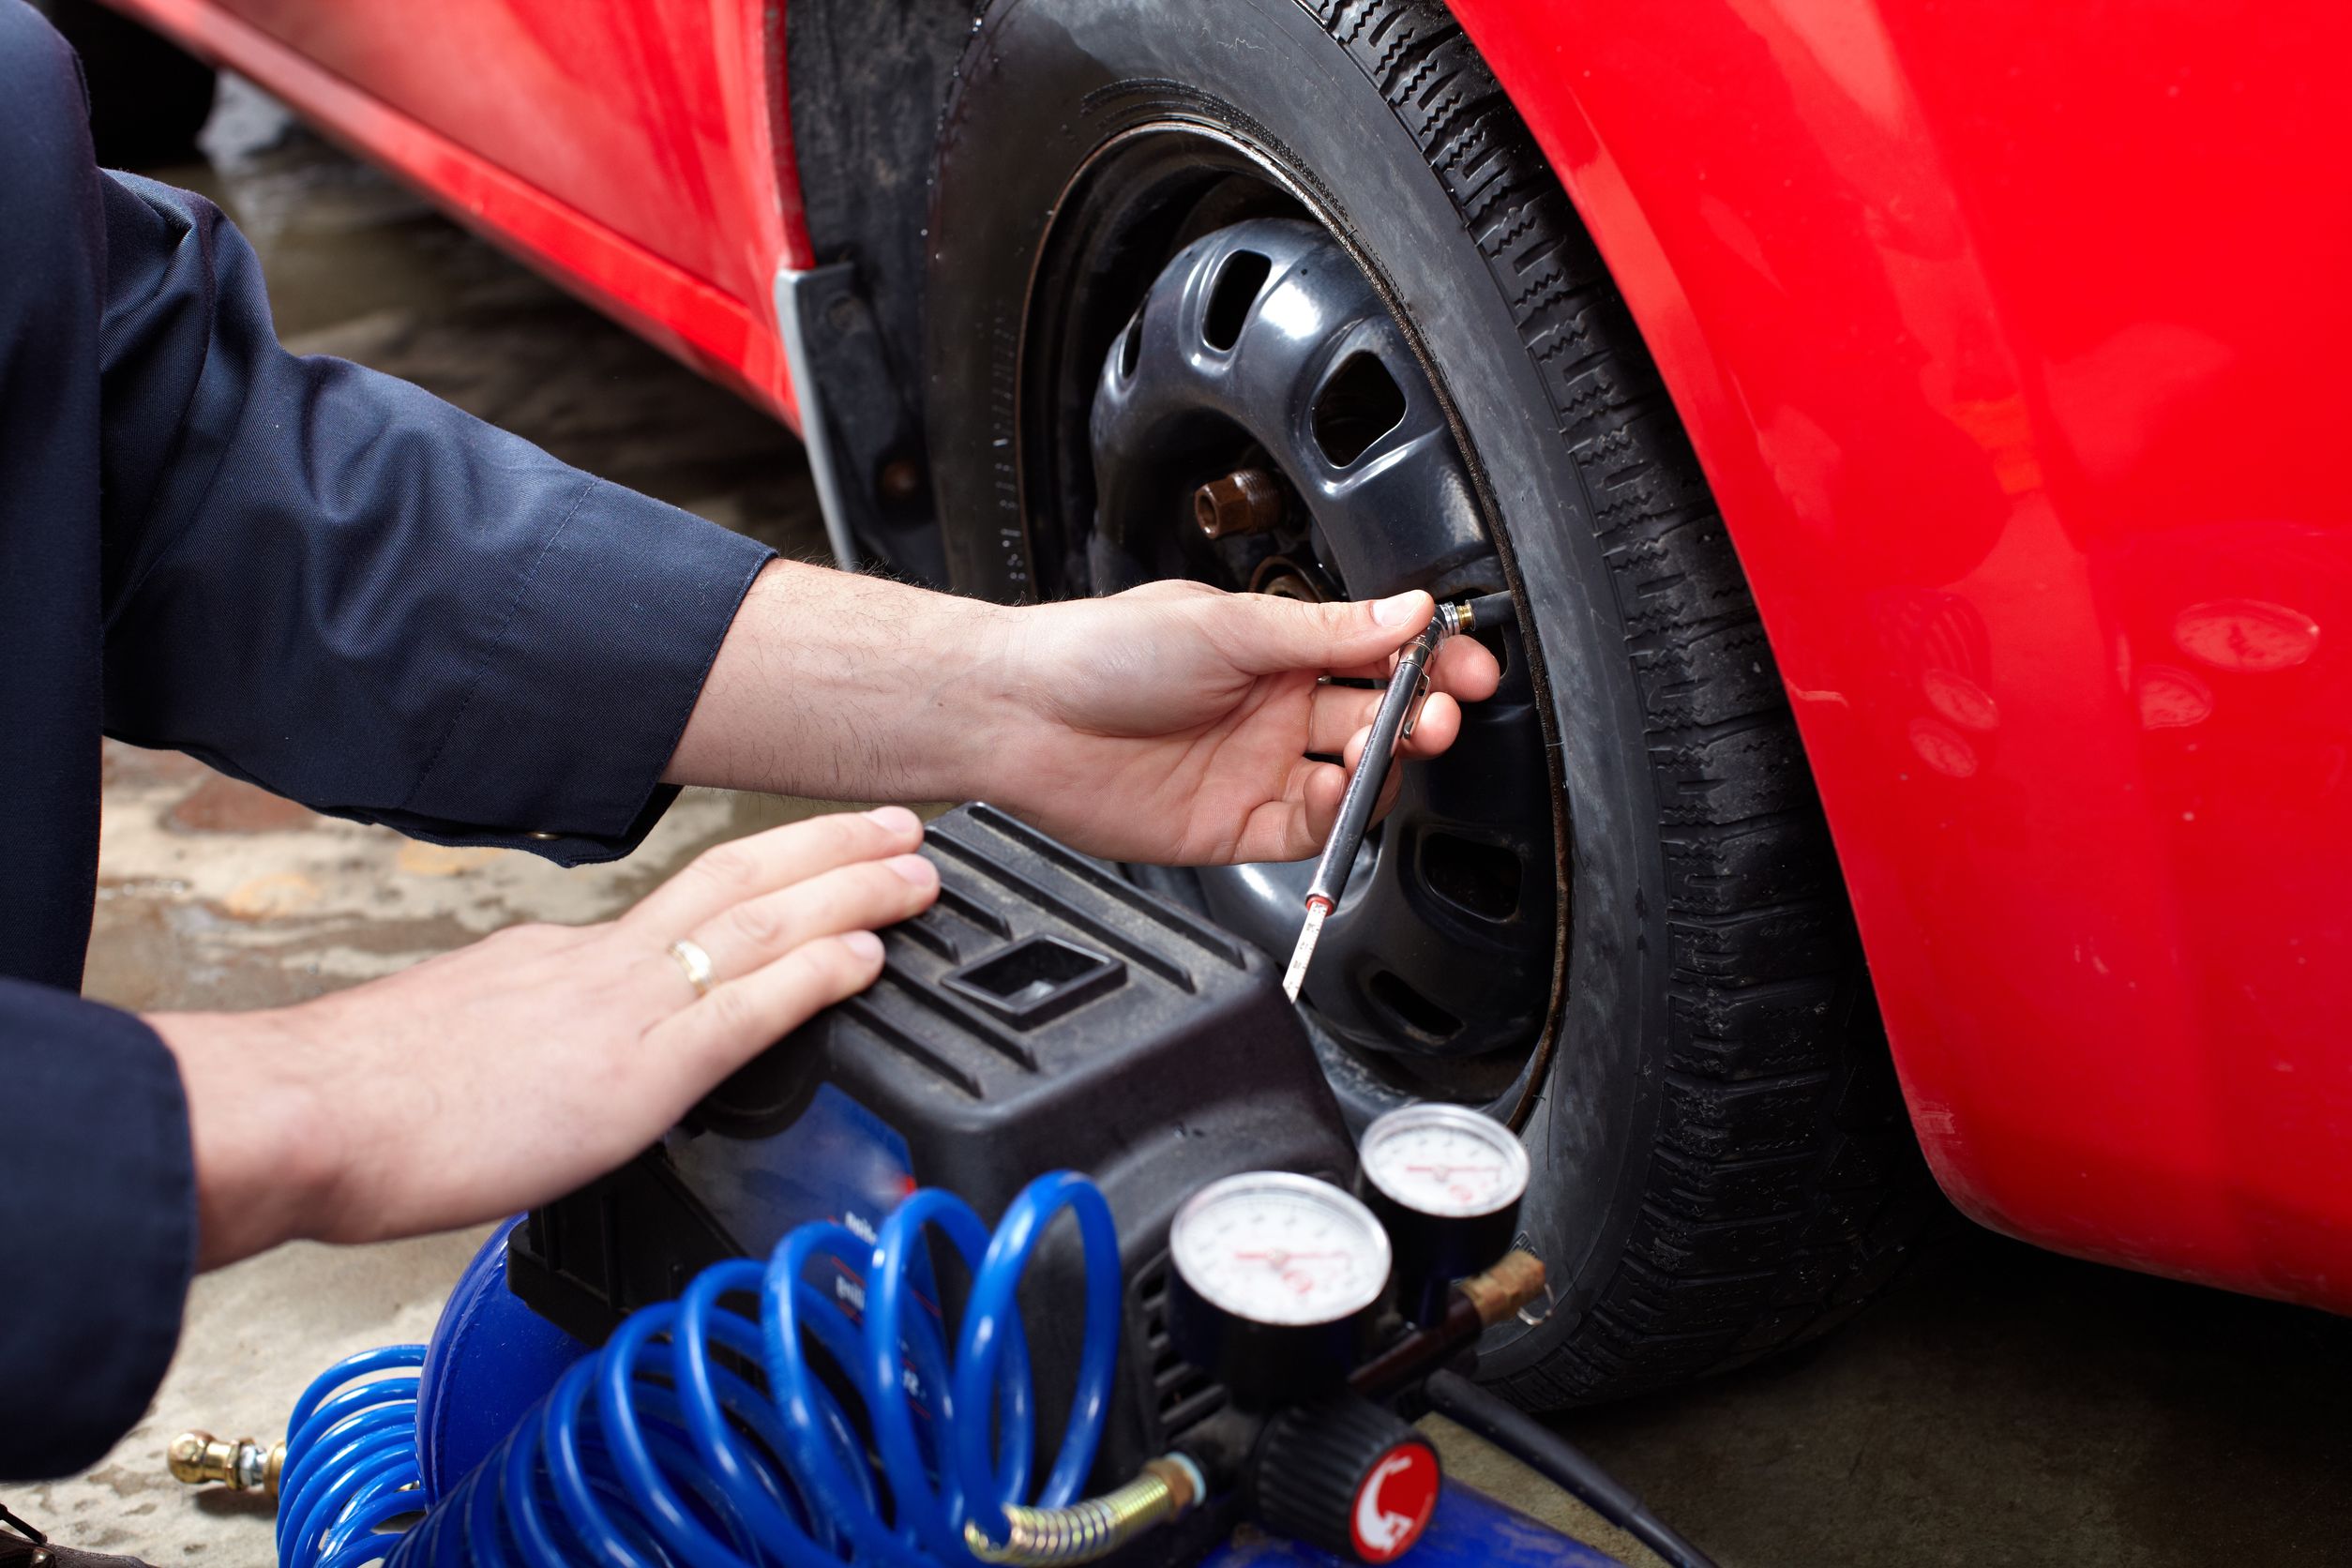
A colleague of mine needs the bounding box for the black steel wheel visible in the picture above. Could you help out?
[1089,217,1557,1114]
[923,0,1937,1406]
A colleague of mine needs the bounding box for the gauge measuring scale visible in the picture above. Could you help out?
[1167,1171,1392,1409]
[1358,1104,1531,1325]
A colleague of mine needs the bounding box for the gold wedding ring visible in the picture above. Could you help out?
[667,938,716,998]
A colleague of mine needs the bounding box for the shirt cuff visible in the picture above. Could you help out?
[0,981,195,1480]
[391,481,775,866]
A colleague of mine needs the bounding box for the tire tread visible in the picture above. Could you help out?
[1312,0,1933,1407]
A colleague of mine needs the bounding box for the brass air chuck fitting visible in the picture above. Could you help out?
[167,1429,284,1497]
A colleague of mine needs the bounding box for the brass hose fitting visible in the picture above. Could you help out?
[167,1430,284,1498]
[962,1454,1203,1565]
[1460,1249,1547,1327]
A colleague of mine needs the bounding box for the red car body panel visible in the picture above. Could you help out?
[1448,0,2352,1311]
[115,0,811,424]
[110,0,2352,1312]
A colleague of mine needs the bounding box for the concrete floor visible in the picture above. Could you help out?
[7,80,2351,1568]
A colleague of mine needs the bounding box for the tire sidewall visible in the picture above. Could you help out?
[925,0,1672,1378]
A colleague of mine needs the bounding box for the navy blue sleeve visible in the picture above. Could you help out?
[93,173,776,863]
[0,5,196,1482]
[0,982,194,1479]
[0,3,775,1480]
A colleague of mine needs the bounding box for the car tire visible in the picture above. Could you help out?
[38,0,216,168]
[923,0,1938,1405]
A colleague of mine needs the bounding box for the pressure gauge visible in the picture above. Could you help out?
[1357,1104,1530,1325]
[1360,1103,1530,1218]
[1167,1171,1391,1408]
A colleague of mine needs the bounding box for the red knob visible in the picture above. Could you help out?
[1251,1396,1442,1563]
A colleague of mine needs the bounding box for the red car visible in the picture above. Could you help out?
[68,0,2352,1406]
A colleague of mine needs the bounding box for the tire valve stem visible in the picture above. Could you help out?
[1285,593,1515,1004]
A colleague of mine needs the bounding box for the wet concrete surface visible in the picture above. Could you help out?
[7,79,2352,1568]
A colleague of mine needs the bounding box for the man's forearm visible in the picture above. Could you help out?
[662,561,1024,803]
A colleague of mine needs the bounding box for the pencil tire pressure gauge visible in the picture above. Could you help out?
[1357,1104,1531,1326]
[1166,1171,1392,1410]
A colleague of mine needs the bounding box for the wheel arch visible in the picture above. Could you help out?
[787,0,2352,1312]
[1439,0,2053,1232]
[1438,0,2352,1309]
[779,0,1991,1207]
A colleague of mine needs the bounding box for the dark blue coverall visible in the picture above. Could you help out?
[0,3,775,1478]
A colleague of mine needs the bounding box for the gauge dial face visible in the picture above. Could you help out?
[1359,1105,1530,1219]
[1170,1172,1391,1327]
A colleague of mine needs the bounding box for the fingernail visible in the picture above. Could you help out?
[885,853,937,887]
[1374,592,1425,626]
[842,930,884,962]
[865,805,921,834]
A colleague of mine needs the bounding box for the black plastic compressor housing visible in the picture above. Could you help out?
[506,803,1357,1488]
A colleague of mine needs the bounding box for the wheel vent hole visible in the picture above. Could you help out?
[1202,250,1272,351]
[1422,833,1523,923]
[1369,971,1462,1043]
[1117,314,1142,381]
[1311,353,1407,467]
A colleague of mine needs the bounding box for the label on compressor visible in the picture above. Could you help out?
[1352,1440,1441,1563]
[704,1084,942,1418]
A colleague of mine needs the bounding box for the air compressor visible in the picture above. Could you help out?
[169,805,1712,1568]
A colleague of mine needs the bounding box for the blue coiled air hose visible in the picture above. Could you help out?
[276,1171,1123,1568]
[276,1345,428,1568]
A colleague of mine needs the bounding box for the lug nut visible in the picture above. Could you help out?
[1194,467,1284,540]
[1249,561,1322,602]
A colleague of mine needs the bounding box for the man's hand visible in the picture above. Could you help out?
[149,808,938,1269]
[990,580,1500,864]
[153,571,1498,1268]
[666,564,1500,867]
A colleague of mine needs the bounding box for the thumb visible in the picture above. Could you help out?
[1217,589,1433,674]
